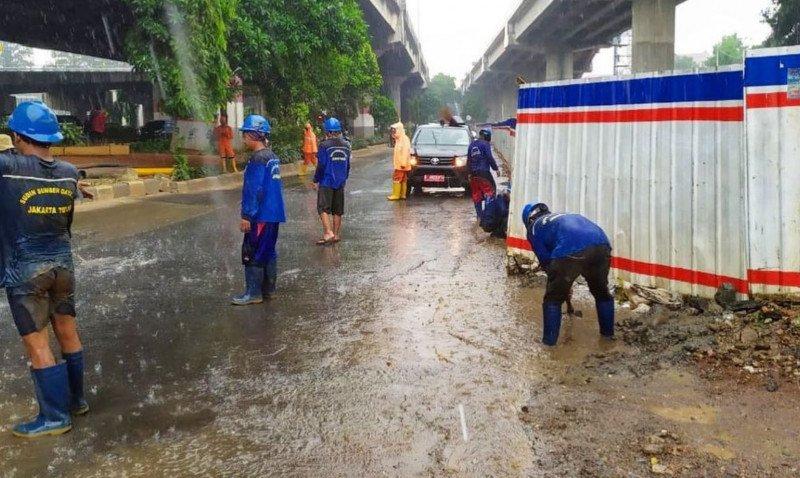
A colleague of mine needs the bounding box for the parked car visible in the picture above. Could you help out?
[408,123,472,194]
[139,119,176,141]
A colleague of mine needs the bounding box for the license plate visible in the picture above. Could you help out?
[424,174,446,183]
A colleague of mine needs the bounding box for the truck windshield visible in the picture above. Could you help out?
[414,128,470,146]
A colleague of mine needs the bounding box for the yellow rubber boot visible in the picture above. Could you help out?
[387,182,402,201]
[299,163,308,176]
[400,181,408,200]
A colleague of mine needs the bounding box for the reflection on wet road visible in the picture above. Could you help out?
[0,151,551,476]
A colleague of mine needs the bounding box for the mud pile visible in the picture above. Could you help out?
[616,289,800,389]
[694,302,800,388]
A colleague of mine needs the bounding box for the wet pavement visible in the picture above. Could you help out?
[2,151,798,477]
[0,150,550,476]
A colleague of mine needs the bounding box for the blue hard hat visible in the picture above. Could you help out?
[522,202,549,225]
[323,117,342,133]
[7,101,63,144]
[240,114,271,134]
[479,128,492,141]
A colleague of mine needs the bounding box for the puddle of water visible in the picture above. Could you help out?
[700,443,736,460]
[650,405,718,425]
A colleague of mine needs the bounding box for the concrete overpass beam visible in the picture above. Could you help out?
[545,50,574,81]
[631,0,676,73]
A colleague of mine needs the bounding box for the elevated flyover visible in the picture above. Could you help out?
[462,0,686,121]
[359,0,429,117]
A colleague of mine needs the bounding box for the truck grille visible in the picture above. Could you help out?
[418,157,455,166]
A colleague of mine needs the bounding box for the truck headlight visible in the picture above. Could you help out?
[455,156,467,167]
[410,155,418,166]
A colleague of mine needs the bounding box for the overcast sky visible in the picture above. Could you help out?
[406,0,774,83]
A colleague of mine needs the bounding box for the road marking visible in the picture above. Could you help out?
[266,346,287,358]
[459,404,469,442]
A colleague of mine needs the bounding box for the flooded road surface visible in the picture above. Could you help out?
[0,150,549,476]
[1,150,798,477]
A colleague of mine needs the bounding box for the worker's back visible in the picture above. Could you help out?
[533,213,610,260]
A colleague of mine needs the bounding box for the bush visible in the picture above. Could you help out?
[371,95,398,131]
[172,151,192,181]
[350,138,369,150]
[272,144,302,164]
[131,138,172,153]
[60,122,87,146]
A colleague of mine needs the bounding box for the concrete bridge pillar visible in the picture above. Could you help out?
[545,50,574,81]
[631,0,676,73]
[384,76,404,117]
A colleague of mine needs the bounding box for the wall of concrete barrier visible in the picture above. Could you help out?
[507,46,800,299]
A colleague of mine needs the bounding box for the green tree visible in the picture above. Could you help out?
[405,73,462,124]
[0,42,34,68]
[122,0,237,120]
[371,95,398,132]
[427,74,460,108]
[229,0,381,134]
[763,0,800,46]
[704,34,746,68]
[674,54,698,70]
[462,89,488,123]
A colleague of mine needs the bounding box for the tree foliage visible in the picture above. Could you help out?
[462,89,488,123]
[228,0,381,132]
[122,0,237,120]
[763,0,800,47]
[371,94,398,132]
[674,54,698,71]
[704,34,746,68]
[406,73,461,124]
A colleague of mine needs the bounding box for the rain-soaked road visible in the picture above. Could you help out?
[0,149,558,476]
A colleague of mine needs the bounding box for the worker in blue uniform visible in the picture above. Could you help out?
[0,101,88,437]
[232,115,286,306]
[467,129,499,220]
[312,117,351,245]
[522,202,615,346]
[479,190,510,238]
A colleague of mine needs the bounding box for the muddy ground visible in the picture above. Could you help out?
[0,151,797,477]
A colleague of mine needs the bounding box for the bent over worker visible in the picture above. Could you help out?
[1,101,88,438]
[232,115,286,306]
[387,122,411,201]
[300,122,318,176]
[312,118,351,245]
[467,129,499,220]
[522,203,615,346]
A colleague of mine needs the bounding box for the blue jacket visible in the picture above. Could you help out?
[241,148,286,224]
[314,137,351,189]
[480,193,510,233]
[467,139,499,174]
[526,213,610,268]
[0,153,79,288]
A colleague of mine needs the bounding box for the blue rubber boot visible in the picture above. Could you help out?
[63,351,89,416]
[232,266,264,306]
[596,300,615,338]
[13,363,72,438]
[262,260,277,298]
[542,302,563,346]
[474,202,483,221]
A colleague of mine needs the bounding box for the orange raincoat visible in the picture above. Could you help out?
[302,123,318,165]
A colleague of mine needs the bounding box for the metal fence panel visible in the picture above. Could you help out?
[745,46,800,296]
[509,68,748,298]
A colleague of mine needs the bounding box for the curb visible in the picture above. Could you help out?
[80,144,387,204]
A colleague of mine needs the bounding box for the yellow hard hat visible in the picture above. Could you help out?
[0,134,13,152]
